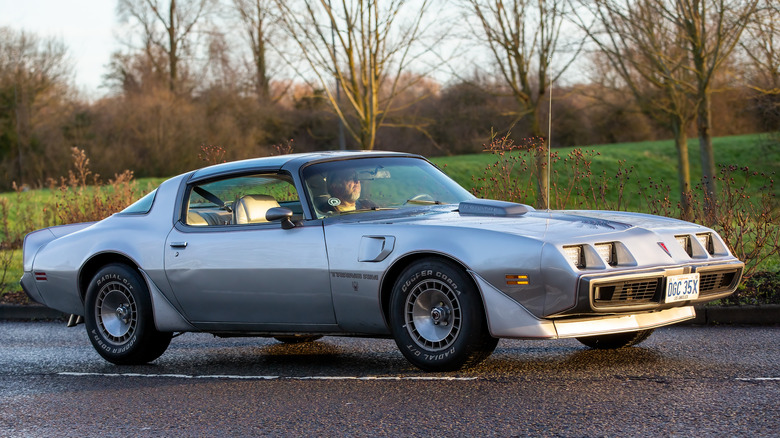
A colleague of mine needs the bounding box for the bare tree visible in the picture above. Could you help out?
[740,0,780,130]
[577,0,758,221]
[230,0,274,101]
[574,0,698,219]
[274,0,436,150]
[0,27,72,186]
[117,0,215,93]
[670,0,759,216]
[464,0,585,209]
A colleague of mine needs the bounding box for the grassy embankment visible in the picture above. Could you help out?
[1,134,777,297]
[434,133,779,210]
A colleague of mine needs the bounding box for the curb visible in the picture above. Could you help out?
[686,304,780,326]
[1,304,778,325]
[0,305,68,321]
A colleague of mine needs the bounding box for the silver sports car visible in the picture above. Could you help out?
[21,151,744,371]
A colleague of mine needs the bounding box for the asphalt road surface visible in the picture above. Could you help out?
[1,321,778,437]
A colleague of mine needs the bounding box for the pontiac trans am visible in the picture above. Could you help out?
[20,151,744,371]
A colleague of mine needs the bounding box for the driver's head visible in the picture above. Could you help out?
[327,169,361,204]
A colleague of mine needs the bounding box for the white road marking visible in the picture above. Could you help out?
[57,372,478,381]
[58,373,780,383]
[59,372,279,380]
[736,377,780,382]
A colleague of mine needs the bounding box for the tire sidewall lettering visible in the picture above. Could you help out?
[96,273,134,292]
[401,268,461,295]
[405,344,457,362]
[90,328,137,354]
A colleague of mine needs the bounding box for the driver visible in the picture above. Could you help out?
[326,169,374,213]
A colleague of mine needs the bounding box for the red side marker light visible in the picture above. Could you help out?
[658,242,672,258]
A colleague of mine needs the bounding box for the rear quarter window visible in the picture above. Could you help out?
[120,189,157,214]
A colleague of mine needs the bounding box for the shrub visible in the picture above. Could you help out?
[721,271,780,306]
[0,147,146,251]
[472,132,635,211]
[470,134,544,204]
[47,148,140,225]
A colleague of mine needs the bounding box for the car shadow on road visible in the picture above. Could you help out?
[83,336,669,380]
[469,343,666,376]
[137,337,418,376]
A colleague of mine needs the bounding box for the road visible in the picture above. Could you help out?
[1,321,778,437]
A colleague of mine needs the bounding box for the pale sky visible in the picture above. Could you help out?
[1,0,119,98]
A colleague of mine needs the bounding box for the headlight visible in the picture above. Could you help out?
[563,245,585,269]
[696,233,714,255]
[594,242,616,266]
[675,235,692,257]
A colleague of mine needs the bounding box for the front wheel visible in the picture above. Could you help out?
[576,329,654,349]
[84,264,172,365]
[389,258,498,371]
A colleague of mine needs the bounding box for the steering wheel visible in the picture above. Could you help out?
[404,193,436,205]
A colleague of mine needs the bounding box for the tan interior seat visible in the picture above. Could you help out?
[233,195,280,224]
[186,211,209,226]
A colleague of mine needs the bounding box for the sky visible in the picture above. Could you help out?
[1,0,119,98]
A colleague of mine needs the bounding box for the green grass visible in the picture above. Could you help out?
[0,178,163,240]
[432,133,779,209]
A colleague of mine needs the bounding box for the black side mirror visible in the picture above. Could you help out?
[266,207,296,230]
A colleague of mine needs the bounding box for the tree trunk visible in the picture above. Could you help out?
[255,11,269,101]
[672,120,693,221]
[697,91,718,224]
[13,86,24,185]
[168,0,178,92]
[530,101,549,209]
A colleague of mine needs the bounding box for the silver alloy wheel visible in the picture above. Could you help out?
[95,281,138,345]
[404,279,461,351]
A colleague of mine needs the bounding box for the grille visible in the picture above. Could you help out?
[699,270,739,297]
[593,279,661,307]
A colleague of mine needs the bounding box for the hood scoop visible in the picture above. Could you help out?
[458,199,534,217]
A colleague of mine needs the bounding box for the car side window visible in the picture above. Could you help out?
[185,173,302,226]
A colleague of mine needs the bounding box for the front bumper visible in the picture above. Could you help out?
[472,266,729,340]
[569,260,744,315]
[552,306,695,338]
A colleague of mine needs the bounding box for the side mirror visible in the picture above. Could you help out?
[266,207,296,230]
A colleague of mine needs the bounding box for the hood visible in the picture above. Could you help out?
[349,199,706,244]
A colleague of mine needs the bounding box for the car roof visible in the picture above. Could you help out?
[188,150,419,182]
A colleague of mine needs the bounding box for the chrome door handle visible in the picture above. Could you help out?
[169,242,188,248]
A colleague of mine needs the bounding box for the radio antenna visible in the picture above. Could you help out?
[546,58,552,211]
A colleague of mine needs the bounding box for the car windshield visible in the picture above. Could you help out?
[302,157,474,218]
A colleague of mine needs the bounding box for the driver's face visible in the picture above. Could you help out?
[341,177,361,202]
[333,174,361,202]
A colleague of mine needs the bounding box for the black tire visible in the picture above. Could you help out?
[274,335,323,344]
[576,329,654,350]
[84,264,172,365]
[389,258,498,371]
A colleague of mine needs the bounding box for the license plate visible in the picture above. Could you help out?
[665,273,700,303]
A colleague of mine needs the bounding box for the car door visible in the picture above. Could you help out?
[163,172,335,330]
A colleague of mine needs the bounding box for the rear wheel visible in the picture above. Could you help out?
[84,264,172,365]
[389,258,498,371]
[576,329,654,349]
